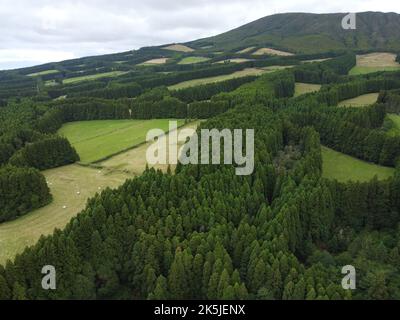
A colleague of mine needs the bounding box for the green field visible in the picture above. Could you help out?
[168,68,267,90]
[0,164,132,265]
[349,66,400,75]
[27,69,59,77]
[58,119,184,163]
[100,121,199,175]
[178,56,211,64]
[338,93,379,107]
[63,71,128,84]
[322,146,395,182]
[386,114,400,136]
[294,82,321,97]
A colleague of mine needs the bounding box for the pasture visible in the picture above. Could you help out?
[0,164,132,265]
[100,121,200,175]
[294,83,321,97]
[252,47,294,56]
[58,119,184,164]
[63,71,128,84]
[178,56,211,64]
[237,47,256,54]
[349,52,400,75]
[163,44,194,52]
[322,146,395,182]
[338,93,379,107]
[27,69,59,77]
[168,68,268,90]
[138,58,169,66]
[215,58,252,64]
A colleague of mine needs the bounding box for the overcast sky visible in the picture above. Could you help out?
[0,0,399,70]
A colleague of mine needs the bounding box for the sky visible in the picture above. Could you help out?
[0,0,399,70]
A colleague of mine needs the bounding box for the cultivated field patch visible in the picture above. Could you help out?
[63,71,128,84]
[168,68,268,90]
[58,119,184,164]
[338,93,379,107]
[301,58,332,63]
[99,121,199,175]
[138,58,169,66]
[322,146,395,182]
[237,47,256,54]
[0,164,132,264]
[349,52,400,75]
[178,56,211,64]
[215,58,252,64]
[162,44,194,52]
[294,83,321,97]
[260,65,295,72]
[252,47,294,56]
[27,69,59,77]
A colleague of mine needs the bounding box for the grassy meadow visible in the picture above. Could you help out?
[0,164,132,265]
[100,121,199,175]
[168,68,268,90]
[338,93,379,107]
[178,56,211,64]
[294,83,321,97]
[63,71,128,84]
[349,52,400,75]
[322,146,395,182]
[58,119,184,163]
[27,69,59,77]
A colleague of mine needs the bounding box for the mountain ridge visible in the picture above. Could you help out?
[186,11,400,53]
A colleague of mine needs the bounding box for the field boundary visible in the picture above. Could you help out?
[78,121,192,165]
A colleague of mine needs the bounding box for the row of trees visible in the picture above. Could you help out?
[8,136,79,170]
[378,89,400,113]
[171,76,258,103]
[293,53,356,84]
[0,165,51,222]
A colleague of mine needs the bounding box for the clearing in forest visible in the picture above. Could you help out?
[58,119,184,164]
[215,58,252,64]
[63,71,127,84]
[322,146,395,182]
[294,83,321,97]
[178,56,211,64]
[0,164,132,265]
[138,58,169,66]
[338,93,379,107]
[237,47,256,54]
[252,47,294,56]
[301,58,332,63]
[100,121,200,175]
[27,69,59,77]
[349,52,400,75]
[162,44,194,52]
[168,68,267,90]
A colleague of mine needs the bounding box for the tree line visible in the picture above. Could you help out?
[0,165,51,223]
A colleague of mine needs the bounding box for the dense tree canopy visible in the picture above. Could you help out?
[0,52,400,300]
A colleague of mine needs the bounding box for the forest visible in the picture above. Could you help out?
[0,46,400,301]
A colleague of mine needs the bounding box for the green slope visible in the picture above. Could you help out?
[188,12,400,53]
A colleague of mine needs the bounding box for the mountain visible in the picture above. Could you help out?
[187,12,400,53]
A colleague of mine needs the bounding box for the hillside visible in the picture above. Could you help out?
[188,12,400,53]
